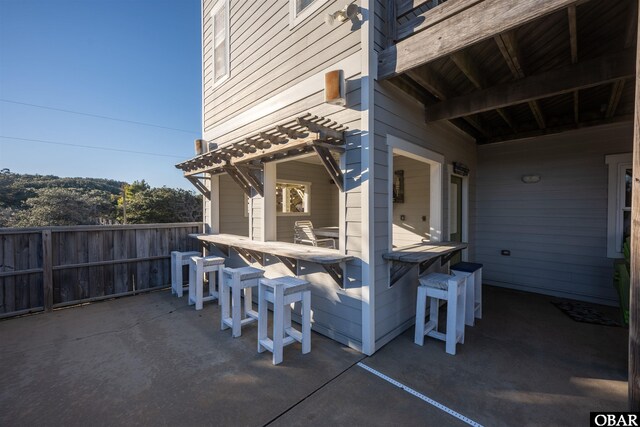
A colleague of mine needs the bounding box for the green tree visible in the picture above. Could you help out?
[10,188,115,227]
[122,186,202,224]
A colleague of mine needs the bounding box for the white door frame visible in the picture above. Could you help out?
[387,134,444,252]
[447,164,469,262]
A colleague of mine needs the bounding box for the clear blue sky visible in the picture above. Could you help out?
[0,0,201,190]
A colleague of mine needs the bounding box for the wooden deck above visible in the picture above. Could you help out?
[380,0,638,144]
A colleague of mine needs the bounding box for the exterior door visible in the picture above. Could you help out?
[449,175,463,264]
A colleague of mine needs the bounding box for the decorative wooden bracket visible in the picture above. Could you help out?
[244,249,264,266]
[186,176,211,200]
[235,165,264,197]
[274,255,298,275]
[390,261,415,287]
[312,143,344,192]
[439,249,462,267]
[223,166,253,197]
[322,263,345,288]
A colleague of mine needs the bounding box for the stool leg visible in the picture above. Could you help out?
[430,295,439,333]
[302,290,311,354]
[188,262,195,306]
[476,270,482,319]
[221,277,230,331]
[257,284,267,353]
[195,263,204,311]
[284,301,292,334]
[458,280,466,345]
[171,252,177,295]
[244,286,253,317]
[414,286,426,346]
[272,287,284,365]
[445,282,458,355]
[465,273,475,327]
[232,275,242,337]
[176,261,184,297]
[217,268,224,305]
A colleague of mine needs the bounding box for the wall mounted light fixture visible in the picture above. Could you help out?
[521,174,541,184]
[325,3,359,26]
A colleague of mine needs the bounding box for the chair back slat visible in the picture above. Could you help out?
[294,220,317,244]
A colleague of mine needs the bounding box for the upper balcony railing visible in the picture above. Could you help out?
[386,0,460,45]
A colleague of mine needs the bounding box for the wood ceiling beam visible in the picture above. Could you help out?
[387,76,485,141]
[484,114,633,144]
[606,0,638,119]
[494,31,546,129]
[379,0,579,79]
[406,68,487,136]
[427,50,636,122]
[450,51,516,131]
[568,5,579,124]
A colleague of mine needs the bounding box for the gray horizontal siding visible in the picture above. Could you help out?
[219,174,249,236]
[476,122,633,305]
[203,0,361,132]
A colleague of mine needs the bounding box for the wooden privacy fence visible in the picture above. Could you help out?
[0,223,202,319]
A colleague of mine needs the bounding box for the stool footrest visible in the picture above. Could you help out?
[223,316,257,328]
[259,336,297,353]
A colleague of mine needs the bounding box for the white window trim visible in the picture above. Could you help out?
[276,180,311,216]
[289,0,330,29]
[447,164,469,262]
[386,134,444,250]
[606,153,632,258]
[210,0,230,87]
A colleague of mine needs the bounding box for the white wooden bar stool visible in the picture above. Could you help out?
[415,272,466,355]
[188,256,225,310]
[257,276,311,365]
[221,266,265,337]
[171,251,201,297]
[450,262,483,326]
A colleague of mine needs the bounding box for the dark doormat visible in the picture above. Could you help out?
[551,300,621,327]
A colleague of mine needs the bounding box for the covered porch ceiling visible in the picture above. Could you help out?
[379,0,638,144]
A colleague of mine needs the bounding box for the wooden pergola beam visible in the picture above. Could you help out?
[426,50,636,122]
[630,0,640,411]
[494,31,546,129]
[379,0,579,80]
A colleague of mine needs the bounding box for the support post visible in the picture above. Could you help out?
[262,162,277,242]
[210,174,220,234]
[630,1,640,410]
[42,229,53,312]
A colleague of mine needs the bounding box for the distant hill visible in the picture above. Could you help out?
[0,171,125,210]
[0,171,201,227]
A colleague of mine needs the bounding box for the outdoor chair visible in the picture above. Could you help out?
[188,255,225,310]
[293,220,335,249]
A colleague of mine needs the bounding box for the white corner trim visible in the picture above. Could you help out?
[360,0,376,356]
[203,52,361,142]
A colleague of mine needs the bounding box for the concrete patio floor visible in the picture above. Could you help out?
[0,286,628,426]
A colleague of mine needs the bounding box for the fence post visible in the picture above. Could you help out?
[42,229,53,312]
